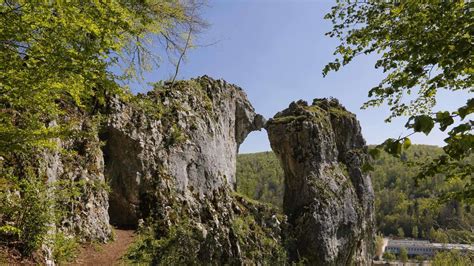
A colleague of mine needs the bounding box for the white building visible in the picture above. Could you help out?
[384,239,474,257]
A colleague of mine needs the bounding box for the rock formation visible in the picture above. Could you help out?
[266,98,375,265]
[3,76,375,265]
[42,119,112,243]
[100,76,285,264]
[102,76,265,227]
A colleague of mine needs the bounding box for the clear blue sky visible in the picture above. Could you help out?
[128,0,468,153]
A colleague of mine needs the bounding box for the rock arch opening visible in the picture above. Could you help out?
[235,131,285,209]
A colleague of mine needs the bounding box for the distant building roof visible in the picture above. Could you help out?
[431,243,474,252]
[386,239,474,252]
[388,239,431,248]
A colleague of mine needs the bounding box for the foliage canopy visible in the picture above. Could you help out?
[324,0,473,201]
[0,0,205,259]
[0,0,204,154]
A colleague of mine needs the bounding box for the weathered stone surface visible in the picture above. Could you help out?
[100,76,285,264]
[102,76,265,227]
[43,120,111,242]
[266,98,375,265]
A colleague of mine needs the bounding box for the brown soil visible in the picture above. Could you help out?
[73,228,136,266]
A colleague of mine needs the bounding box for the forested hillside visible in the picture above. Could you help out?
[236,145,474,244]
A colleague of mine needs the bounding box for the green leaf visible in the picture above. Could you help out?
[402,137,411,150]
[435,111,454,131]
[448,123,472,136]
[457,98,474,120]
[412,115,435,135]
[382,138,403,156]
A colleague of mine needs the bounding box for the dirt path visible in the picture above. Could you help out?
[74,228,135,265]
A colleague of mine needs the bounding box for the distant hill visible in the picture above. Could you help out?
[237,151,284,208]
[237,145,474,244]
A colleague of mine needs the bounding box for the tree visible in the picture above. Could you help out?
[0,0,206,155]
[430,228,449,243]
[432,250,474,266]
[412,226,419,239]
[397,227,405,238]
[399,247,408,263]
[0,0,206,258]
[324,0,473,201]
[374,234,385,260]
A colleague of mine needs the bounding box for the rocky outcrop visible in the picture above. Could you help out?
[102,76,265,227]
[3,74,375,264]
[266,98,375,265]
[98,76,286,264]
[42,120,112,243]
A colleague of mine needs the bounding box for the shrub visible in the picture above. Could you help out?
[0,168,98,259]
[52,232,79,263]
[125,220,203,265]
[432,250,474,266]
[0,174,52,256]
[383,252,396,261]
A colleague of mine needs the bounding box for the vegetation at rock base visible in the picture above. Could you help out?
[0,173,51,256]
[0,164,99,263]
[324,0,473,201]
[124,190,287,265]
[125,219,204,265]
[231,193,288,265]
[236,145,474,244]
[51,232,79,263]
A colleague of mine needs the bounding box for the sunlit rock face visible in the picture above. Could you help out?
[266,98,375,265]
[102,76,265,227]
[10,74,379,264]
[35,76,282,263]
[100,77,287,264]
[41,119,112,243]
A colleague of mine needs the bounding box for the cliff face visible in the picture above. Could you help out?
[102,76,265,227]
[43,120,111,242]
[266,98,375,265]
[101,77,286,264]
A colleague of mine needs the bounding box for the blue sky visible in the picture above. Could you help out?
[127,0,468,153]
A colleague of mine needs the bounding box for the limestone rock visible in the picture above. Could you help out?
[103,76,265,227]
[100,77,284,264]
[5,74,375,265]
[266,98,375,265]
[43,120,112,242]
